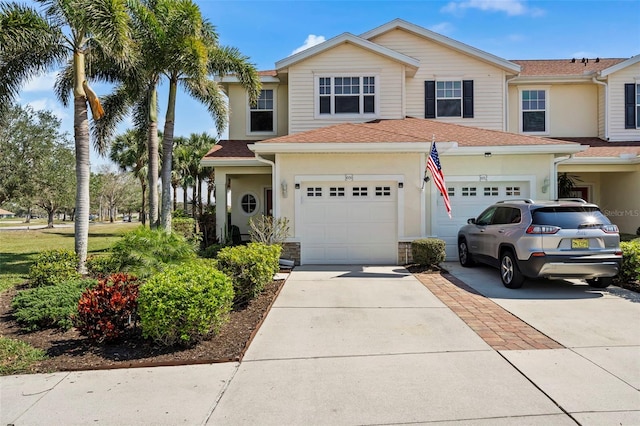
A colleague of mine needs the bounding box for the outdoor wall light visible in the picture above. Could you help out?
[295,183,300,189]
[542,176,549,194]
[484,152,492,157]
[398,182,404,188]
[281,180,288,198]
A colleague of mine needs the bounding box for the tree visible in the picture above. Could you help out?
[0,104,65,206]
[181,133,216,218]
[0,0,133,273]
[33,142,76,228]
[110,129,148,224]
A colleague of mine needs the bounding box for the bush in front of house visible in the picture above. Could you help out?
[216,242,281,307]
[618,240,640,284]
[110,226,196,278]
[137,260,234,346]
[199,244,226,259]
[28,249,81,287]
[411,238,446,267]
[86,254,121,279]
[172,217,201,246]
[74,273,139,342]
[12,279,98,331]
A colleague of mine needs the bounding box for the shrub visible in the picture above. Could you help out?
[411,238,446,267]
[138,260,234,346]
[172,217,200,245]
[29,249,80,287]
[248,215,290,245]
[618,240,640,284]
[12,279,98,331]
[216,242,281,307]
[110,226,196,278]
[86,255,121,279]
[200,244,226,259]
[74,274,139,343]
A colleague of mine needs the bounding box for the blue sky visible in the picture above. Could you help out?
[17,0,640,169]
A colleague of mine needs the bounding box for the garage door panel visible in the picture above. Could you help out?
[301,182,397,264]
[435,181,530,260]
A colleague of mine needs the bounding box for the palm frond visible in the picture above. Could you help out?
[181,77,228,133]
[208,45,261,104]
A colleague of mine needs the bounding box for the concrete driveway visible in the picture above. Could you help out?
[2,264,638,425]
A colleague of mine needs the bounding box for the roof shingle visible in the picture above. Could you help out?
[511,59,626,76]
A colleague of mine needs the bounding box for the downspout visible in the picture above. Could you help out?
[553,154,574,199]
[254,153,277,218]
[592,77,608,140]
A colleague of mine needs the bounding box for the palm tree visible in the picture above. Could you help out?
[109,129,148,225]
[1,1,132,272]
[183,133,216,218]
[158,3,261,232]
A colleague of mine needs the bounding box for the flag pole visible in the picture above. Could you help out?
[421,134,435,190]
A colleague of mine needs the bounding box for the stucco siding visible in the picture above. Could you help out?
[370,29,507,130]
[599,167,640,234]
[287,43,404,134]
[277,152,423,237]
[229,174,272,235]
[607,63,640,142]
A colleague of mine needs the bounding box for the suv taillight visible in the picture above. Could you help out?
[526,225,560,234]
[601,224,619,234]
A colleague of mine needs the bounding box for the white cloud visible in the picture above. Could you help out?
[441,0,544,17]
[25,98,69,123]
[291,34,326,55]
[429,22,454,35]
[21,71,59,93]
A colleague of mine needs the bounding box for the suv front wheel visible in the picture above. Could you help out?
[500,251,524,289]
[458,238,475,267]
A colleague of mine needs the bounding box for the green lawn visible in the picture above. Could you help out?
[0,222,139,292]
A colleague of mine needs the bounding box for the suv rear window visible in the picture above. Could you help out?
[531,206,612,229]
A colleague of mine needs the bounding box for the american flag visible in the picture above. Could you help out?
[427,142,451,218]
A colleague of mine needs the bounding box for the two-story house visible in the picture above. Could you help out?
[202,19,640,265]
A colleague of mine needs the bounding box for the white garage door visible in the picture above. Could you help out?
[434,181,530,260]
[300,182,397,264]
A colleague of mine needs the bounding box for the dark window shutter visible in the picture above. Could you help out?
[625,83,636,129]
[425,81,436,119]
[463,80,474,118]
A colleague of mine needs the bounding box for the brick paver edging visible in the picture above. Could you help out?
[413,272,564,351]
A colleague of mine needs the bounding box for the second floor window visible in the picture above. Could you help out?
[624,83,640,129]
[250,89,274,133]
[318,76,376,116]
[436,81,462,117]
[522,89,546,133]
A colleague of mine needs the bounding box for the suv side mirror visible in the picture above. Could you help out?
[467,218,476,224]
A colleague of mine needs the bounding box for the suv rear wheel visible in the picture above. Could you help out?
[586,277,612,288]
[458,238,475,267]
[500,250,524,289]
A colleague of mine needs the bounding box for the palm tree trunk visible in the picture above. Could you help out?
[73,52,90,274]
[198,176,203,216]
[191,180,197,219]
[172,182,177,211]
[183,184,188,213]
[140,177,147,226]
[160,77,178,232]
[147,87,159,229]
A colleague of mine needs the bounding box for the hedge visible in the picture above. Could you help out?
[411,238,446,267]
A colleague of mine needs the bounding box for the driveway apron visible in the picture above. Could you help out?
[209,265,572,425]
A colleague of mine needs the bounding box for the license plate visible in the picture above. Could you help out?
[571,238,589,249]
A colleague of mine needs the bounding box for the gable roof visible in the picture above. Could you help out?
[253,118,584,155]
[552,137,640,163]
[275,32,420,75]
[201,140,264,166]
[360,18,520,74]
[599,54,640,77]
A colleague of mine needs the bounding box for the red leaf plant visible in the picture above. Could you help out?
[75,273,139,342]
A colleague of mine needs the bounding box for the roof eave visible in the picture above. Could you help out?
[600,54,640,77]
[216,75,280,84]
[564,156,640,165]
[200,159,264,167]
[250,142,438,154]
[508,75,596,84]
[445,144,586,156]
[360,18,520,74]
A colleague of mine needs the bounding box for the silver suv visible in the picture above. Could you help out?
[457,199,622,289]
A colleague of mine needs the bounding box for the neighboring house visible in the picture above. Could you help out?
[202,19,640,264]
[0,208,15,219]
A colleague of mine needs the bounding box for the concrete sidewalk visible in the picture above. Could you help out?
[1,264,639,425]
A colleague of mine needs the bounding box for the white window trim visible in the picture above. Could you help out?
[238,192,259,216]
[436,80,463,118]
[246,88,277,136]
[518,86,550,136]
[314,73,380,119]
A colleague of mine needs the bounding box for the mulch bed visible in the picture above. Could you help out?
[0,279,285,374]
